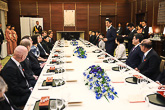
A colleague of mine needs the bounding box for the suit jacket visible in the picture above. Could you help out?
[0,28,4,44]
[1,59,31,106]
[37,43,48,58]
[126,45,143,69]
[21,58,36,87]
[143,26,149,39]
[93,35,99,46]
[116,27,123,35]
[28,51,42,76]
[105,26,116,56]
[41,40,50,54]
[125,27,130,35]
[33,25,42,35]
[89,35,96,44]
[138,49,161,81]
[0,94,22,110]
[127,29,137,53]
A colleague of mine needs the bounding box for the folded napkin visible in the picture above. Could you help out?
[128,94,145,103]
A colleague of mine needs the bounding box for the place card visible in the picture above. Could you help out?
[66,69,74,71]
[68,101,83,106]
[66,80,77,82]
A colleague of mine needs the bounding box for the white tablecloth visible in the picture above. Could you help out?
[23,39,164,110]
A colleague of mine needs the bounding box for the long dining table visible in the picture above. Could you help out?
[24,38,164,110]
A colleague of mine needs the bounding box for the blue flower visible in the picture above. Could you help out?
[114,92,117,95]
[83,72,86,76]
[87,75,90,79]
[111,95,114,100]
[89,78,93,82]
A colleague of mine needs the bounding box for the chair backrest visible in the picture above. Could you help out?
[160,56,165,73]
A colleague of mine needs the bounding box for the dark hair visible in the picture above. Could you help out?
[6,24,11,27]
[43,35,49,40]
[118,22,122,25]
[92,31,96,33]
[142,20,147,24]
[100,33,105,37]
[22,35,31,40]
[134,33,143,42]
[105,19,112,23]
[141,40,152,49]
[36,21,39,22]
[96,31,100,33]
[128,23,134,27]
[138,25,143,29]
[116,36,124,43]
[31,35,39,44]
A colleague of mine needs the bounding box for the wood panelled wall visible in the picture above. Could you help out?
[7,1,131,43]
[131,0,164,33]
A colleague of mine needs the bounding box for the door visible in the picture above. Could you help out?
[100,16,116,37]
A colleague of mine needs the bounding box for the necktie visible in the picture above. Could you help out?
[18,64,29,87]
[142,55,145,62]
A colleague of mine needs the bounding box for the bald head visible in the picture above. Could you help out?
[20,39,31,51]
[13,45,28,62]
[140,39,152,53]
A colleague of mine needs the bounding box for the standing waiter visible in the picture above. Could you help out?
[103,19,116,56]
[33,21,42,35]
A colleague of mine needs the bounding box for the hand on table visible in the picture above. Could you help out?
[158,85,165,89]
[135,68,140,72]
[103,38,108,42]
[33,75,38,80]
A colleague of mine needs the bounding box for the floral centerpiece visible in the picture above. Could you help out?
[83,65,118,102]
[70,39,78,46]
[73,46,87,58]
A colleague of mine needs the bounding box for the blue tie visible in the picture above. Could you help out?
[142,55,145,62]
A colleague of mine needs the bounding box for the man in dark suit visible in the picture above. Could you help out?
[89,31,96,44]
[1,46,33,106]
[0,76,22,110]
[135,39,161,81]
[0,23,4,57]
[33,21,42,35]
[93,31,100,46]
[125,22,130,35]
[103,19,116,56]
[41,36,50,54]
[127,23,137,53]
[20,39,38,87]
[142,20,149,39]
[126,33,143,69]
[116,23,123,35]
[37,35,49,58]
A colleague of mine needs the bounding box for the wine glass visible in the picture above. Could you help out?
[50,100,57,110]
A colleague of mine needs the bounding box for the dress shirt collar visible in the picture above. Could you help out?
[134,43,140,48]
[108,25,112,30]
[131,28,135,32]
[144,26,146,29]
[11,57,20,67]
[144,48,152,57]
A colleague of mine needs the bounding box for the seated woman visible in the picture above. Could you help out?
[137,25,143,34]
[41,36,51,54]
[0,76,22,110]
[115,36,127,60]
[31,34,47,62]
[98,33,105,51]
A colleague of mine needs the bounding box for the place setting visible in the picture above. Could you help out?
[33,96,83,110]
[97,53,110,59]
[103,57,118,63]
[92,49,102,53]
[111,64,130,72]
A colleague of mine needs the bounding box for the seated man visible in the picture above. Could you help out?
[126,33,143,69]
[41,36,50,54]
[1,46,33,106]
[135,39,161,81]
[0,76,22,110]
[21,36,43,76]
[20,39,38,87]
[37,35,49,58]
